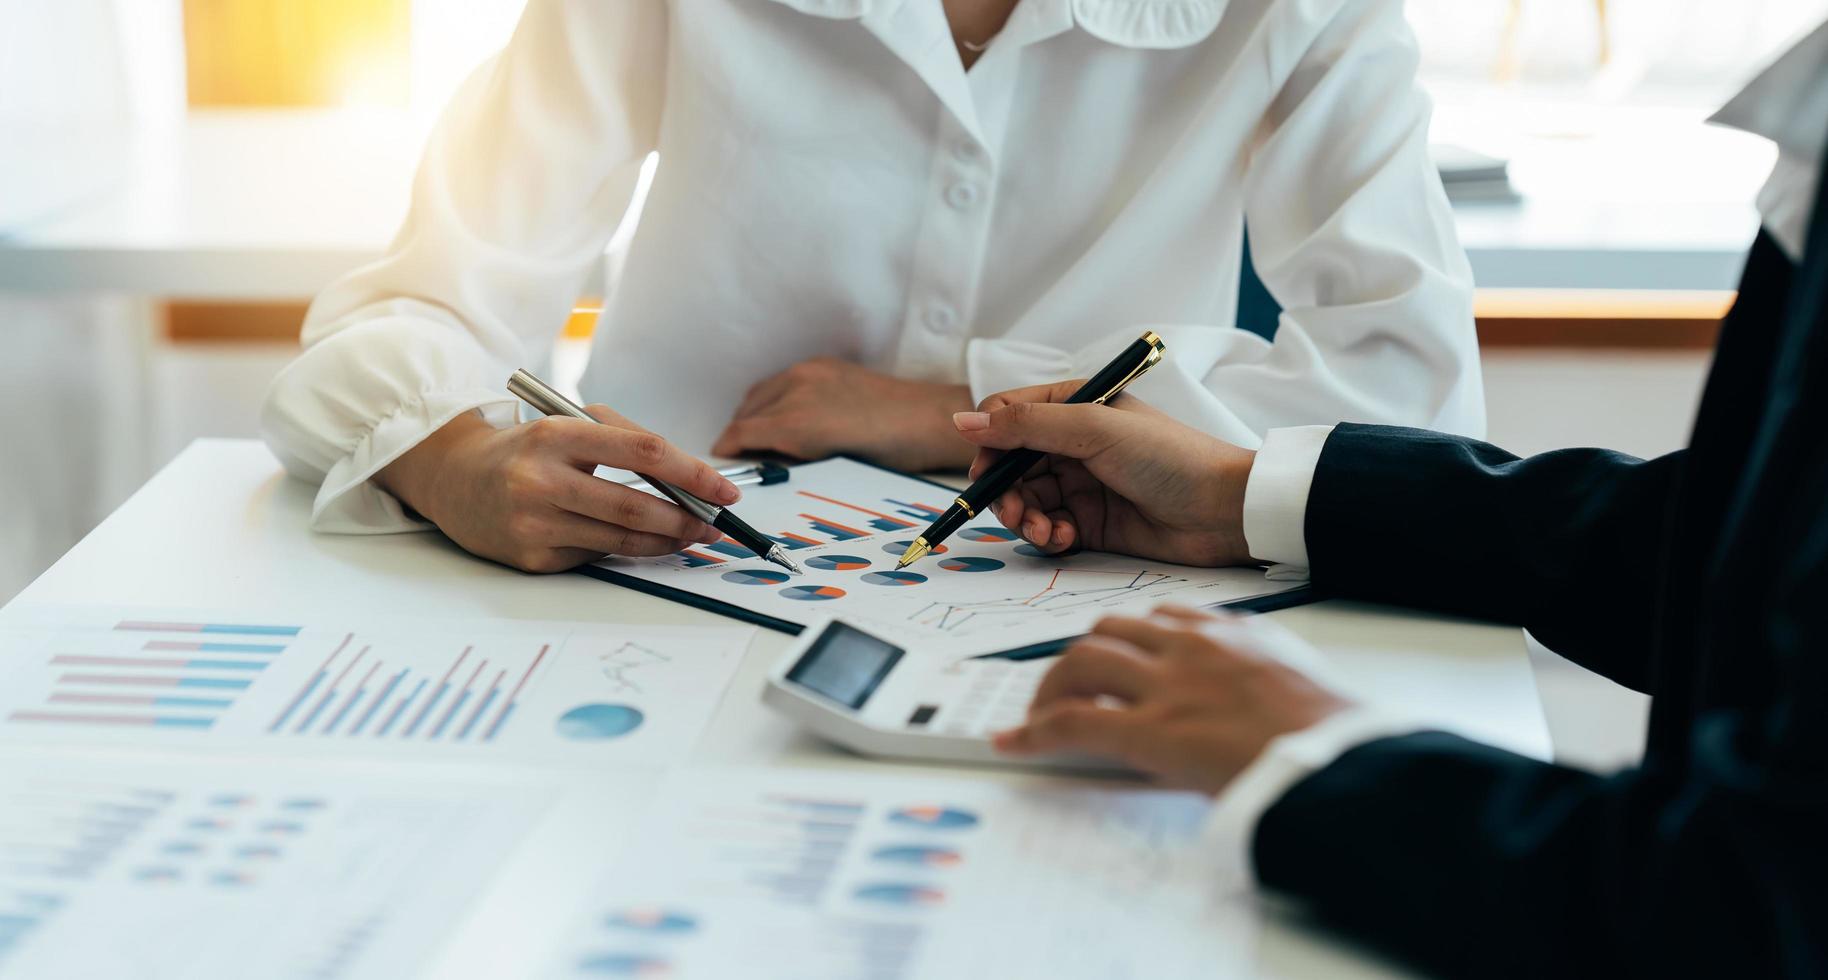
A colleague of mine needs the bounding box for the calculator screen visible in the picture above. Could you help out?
[785,622,905,709]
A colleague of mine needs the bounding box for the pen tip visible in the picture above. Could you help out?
[895,539,930,569]
[767,547,803,575]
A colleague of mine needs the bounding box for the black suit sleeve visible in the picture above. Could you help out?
[1305,424,1683,692]
[1252,713,1828,977]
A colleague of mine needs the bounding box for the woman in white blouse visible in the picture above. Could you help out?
[262,0,1482,573]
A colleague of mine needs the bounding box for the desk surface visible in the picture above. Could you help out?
[7,439,1550,978]
[0,104,1767,297]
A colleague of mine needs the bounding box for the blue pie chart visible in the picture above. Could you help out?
[961,526,1019,542]
[887,805,980,830]
[938,556,1004,573]
[883,540,947,556]
[780,585,846,601]
[862,571,927,586]
[722,568,790,586]
[1013,543,1050,558]
[853,883,946,907]
[805,554,871,571]
[607,909,698,934]
[556,703,645,740]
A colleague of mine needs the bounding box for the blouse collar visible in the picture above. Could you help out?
[758,0,1227,49]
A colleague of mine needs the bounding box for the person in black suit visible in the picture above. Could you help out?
[941,25,1828,978]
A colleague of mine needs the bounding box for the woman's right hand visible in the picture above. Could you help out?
[951,382,1259,568]
[376,407,739,573]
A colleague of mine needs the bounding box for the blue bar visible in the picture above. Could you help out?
[886,498,943,517]
[201,624,301,636]
[404,682,449,738]
[351,670,405,736]
[677,552,720,568]
[153,716,216,729]
[154,696,234,709]
[430,690,471,740]
[378,678,427,737]
[295,687,336,731]
[705,541,753,560]
[268,670,324,732]
[176,677,251,690]
[869,517,911,532]
[767,535,814,551]
[324,687,367,735]
[187,659,267,671]
[808,520,864,542]
[457,687,500,741]
[194,642,286,654]
[483,703,515,742]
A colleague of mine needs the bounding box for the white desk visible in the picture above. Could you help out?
[0,104,1767,298]
[7,439,1550,978]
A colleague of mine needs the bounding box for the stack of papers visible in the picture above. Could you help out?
[0,604,1264,979]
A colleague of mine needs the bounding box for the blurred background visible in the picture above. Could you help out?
[4,0,1826,765]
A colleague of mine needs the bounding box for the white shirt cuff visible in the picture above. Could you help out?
[1202,706,1424,893]
[1241,424,1334,578]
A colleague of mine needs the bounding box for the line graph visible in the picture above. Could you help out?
[597,642,671,696]
[906,568,1199,634]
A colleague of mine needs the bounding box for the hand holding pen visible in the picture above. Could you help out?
[508,370,803,575]
[897,332,1167,567]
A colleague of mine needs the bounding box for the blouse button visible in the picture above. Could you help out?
[945,182,980,211]
[925,304,959,332]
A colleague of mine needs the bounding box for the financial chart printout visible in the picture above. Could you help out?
[542,767,1257,980]
[0,752,546,980]
[0,608,750,766]
[596,458,1292,654]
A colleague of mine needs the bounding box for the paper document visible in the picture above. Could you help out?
[0,608,750,766]
[594,458,1293,655]
[542,767,1257,979]
[0,751,547,980]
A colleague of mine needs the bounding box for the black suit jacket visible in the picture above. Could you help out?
[1250,197,1828,972]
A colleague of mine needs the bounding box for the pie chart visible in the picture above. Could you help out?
[871,844,963,868]
[938,556,1004,573]
[1013,543,1050,558]
[607,909,699,935]
[805,554,871,571]
[883,540,947,556]
[862,571,926,587]
[887,805,980,830]
[722,568,791,586]
[853,883,947,907]
[780,585,846,601]
[556,703,645,740]
[961,526,1019,542]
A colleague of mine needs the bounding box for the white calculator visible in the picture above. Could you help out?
[761,618,1131,773]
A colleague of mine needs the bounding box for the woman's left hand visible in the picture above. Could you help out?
[712,357,976,471]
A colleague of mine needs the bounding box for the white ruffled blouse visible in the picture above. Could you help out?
[262,0,1483,532]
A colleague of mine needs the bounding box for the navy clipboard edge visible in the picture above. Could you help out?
[572,455,1317,653]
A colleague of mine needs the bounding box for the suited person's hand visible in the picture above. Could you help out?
[952,382,1257,567]
[994,607,1353,794]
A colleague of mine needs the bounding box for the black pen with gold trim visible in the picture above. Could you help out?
[896,331,1166,568]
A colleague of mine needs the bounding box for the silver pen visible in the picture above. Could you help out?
[506,369,802,575]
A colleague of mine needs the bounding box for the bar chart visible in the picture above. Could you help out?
[0,610,751,766]
[265,636,551,744]
[4,619,300,733]
[0,756,548,980]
